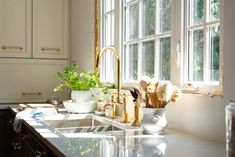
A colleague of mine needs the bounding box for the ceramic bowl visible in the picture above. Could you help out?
[63,100,97,113]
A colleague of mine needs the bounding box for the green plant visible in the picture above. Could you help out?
[54,64,102,92]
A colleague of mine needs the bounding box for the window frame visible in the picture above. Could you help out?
[183,0,223,95]
[99,0,223,95]
[122,0,172,83]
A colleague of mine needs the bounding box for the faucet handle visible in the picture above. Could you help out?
[123,94,127,103]
[110,94,116,104]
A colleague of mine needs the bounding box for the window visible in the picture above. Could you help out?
[185,0,220,84]
[123,0,172,82]
[99,0,222,94]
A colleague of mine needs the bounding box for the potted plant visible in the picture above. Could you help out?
[54,64,102,113]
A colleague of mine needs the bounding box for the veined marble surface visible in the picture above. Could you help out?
[10,106,226,157]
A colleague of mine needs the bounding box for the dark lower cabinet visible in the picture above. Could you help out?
[7,108,64,157]
[9,109,22,157]
[21,128,48,157]
[21,122,64,157]
[0,109,10,157]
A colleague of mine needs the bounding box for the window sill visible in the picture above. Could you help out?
[120,81,223,97]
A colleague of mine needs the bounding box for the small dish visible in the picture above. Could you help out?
[94,110,105,116]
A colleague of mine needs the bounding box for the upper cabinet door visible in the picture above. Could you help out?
[0,0,31,58]
[33,0,69,59]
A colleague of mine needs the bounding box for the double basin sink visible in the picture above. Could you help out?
[42,114,141,136]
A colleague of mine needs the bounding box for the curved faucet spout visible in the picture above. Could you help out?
[95,46,121,103]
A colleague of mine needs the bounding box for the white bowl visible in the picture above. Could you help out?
[63,100,97,113]
[71,90,92,103]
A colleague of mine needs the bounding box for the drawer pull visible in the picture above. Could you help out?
[21,92,42,96]
[9,118,13,124]
[2,46,23,52]
[12,142,21,150]
[41,47,60,52]
[36,150,43,157]
[22,134,29,140]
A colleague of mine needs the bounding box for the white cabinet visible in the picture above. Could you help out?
[0,0,31,58]
[0,0,69,102]
[0,0,69,59]
[0,59,68,103]
[33,0,69,59]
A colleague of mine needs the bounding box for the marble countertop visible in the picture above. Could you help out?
[10,106,226,157]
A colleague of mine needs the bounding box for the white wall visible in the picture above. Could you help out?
[70,0,95,72]
[71,0,235,142]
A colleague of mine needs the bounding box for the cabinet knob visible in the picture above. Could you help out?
[22,134,29,140]
[36,150,44,157]
[9,118,13,124]
[12,142,21,150]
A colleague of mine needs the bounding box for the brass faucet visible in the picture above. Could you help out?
[95,46,121,103]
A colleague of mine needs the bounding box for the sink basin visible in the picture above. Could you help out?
[44,118,122,134]
[43,114,140,135]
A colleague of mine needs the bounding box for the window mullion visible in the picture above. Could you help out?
[204,0,208,82]
[188,30,193,81]
[156,0,159,35]
[204,24,209,82]
[155,38,160,79]
[126,44,130,80]
[155,0,159,79]
[126,6,129,41]
[139,0,142,39]
[138,42,142,79]
[138,0,142,80]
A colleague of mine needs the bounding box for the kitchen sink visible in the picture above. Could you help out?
[44,118,123,134]
[43,114,140,135]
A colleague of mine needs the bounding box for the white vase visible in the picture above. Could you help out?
[141,107,167,134]
[71,90,92,103]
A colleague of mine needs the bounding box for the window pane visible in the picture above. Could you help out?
[209,0,220,21]
[105,14,113,46]
[209,26,220,81]
[105,0,114,12]
[159,0,171,33]
[142,41,155,77]
[190,29,204,81]
[105,53,115,82]
[159,37,171,80]
[125,0,134,4]
[143,0,155,36]
[125,44,138,80]
[190,0,204,25]
[128,4,139,40]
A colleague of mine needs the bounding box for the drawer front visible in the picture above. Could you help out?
[0,59,68,103]
[21,132,48,157]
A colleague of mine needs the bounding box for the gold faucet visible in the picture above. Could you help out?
[95,46,121,103]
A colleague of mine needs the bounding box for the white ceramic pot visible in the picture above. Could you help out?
[71,90,92,103]
[141,107,167,134]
